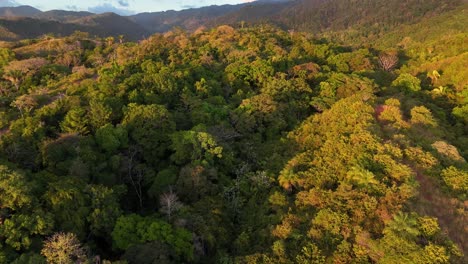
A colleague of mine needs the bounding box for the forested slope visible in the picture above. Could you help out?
[0,7,466,264]
[0,14,149,41]
[0,0,465,41]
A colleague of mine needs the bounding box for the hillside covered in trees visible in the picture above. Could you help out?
[0,0,466,41]
[0,1,467,264]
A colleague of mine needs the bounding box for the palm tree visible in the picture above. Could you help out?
[347,166,379,188]
[385,212,420,240]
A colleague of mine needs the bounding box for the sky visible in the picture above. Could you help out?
[0,0,256,15]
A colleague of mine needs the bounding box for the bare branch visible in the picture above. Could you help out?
[378,51,399,71]
[159,189,182,220]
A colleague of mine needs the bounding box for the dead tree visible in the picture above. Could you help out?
[378,51,399,71]
[159,188,182,220]
[125,146,144,209]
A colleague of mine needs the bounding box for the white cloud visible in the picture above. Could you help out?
[88,3,135,15]
[0,0,19,7]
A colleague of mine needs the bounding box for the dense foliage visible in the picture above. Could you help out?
[0,10,466,264]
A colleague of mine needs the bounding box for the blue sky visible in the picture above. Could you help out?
[0,0,256,15]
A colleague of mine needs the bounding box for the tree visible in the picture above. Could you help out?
[0,166,53,251]
[112,214,193,260]
[170,130,223,166]
[378,98,408,129]
[86,185,123,236]
[384,212,420,240]
[441,166,468,193]
[159,189,183,220]
[111,214,142,250]
[0,48,14,69]
[105,36,115,47]
[3,69,23,91]
[122,104,175,162]
[0,165,32,211]
[0,169,49,251]
[3,58,48,90]
[45,179,90,238]
[148,168,178,200]
[346,166,380,190]
[88,99,112,129]
[296,243,326,264]
[11,253,47,264]
[410,106,437,127]
[176,165,214,202]
[140,62,178,104]
[123,242,175,264]
[418,217,440,238]
[41,233,88,264]
[95,124,128,153]
[431,141,465,162]
[0,210,54,250]
[60,108,89,135]
[378,51,398,71]
[11,94,38,117]
[392,73,421,92]
[57,51,81,68]
[452,105,468,123]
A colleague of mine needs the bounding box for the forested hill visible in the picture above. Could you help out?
[0,13,149,41]
[0,4,467,260]
[0,0,467,263]
[278,0,465,31]
[0,0,465,41]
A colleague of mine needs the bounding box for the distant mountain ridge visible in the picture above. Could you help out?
[0,10,149,41]
[0,5,41,17]
[128,5,245,33]
[0,0,465,41]
[35,10,94,22]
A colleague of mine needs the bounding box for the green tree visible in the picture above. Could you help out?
[392,73,421,92]
[123,241,175,264]
[441,166,468,194]
[95,124,128,153]
[384,212,420,240]
[88,99,112,129]
[122,104,175,162]
[452,104,468,123]
[11,253,47,264]
[86,185,123,236]
[296,243,326,264]
[170,130,223,166]
[60,108,89,135]
[0,164,54,251]
[0,48,14,69]
[410,106,437,127]
[112,214,193,260]
[44,179,89,238]
[0,165,32,211]
[0,210,54,250]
